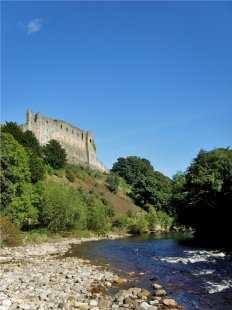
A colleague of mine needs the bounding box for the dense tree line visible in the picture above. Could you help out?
[112,151,232,246]
[1,122,231,247]
[172,148,232,245]
[112,156,173,214]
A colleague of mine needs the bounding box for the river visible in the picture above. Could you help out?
[67,232,232,310]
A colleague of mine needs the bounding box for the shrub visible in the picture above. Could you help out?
[106,173,120,193]
[127,214,149,234]
[0,216,22,246]
[66,168,75,182]
[87,204,112,234]
[112,215,129,229]
[39,180,88,232]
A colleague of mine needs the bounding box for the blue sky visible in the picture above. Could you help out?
[2,1,232,177]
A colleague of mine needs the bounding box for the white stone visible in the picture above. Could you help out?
[90,300,98,306]
[140,302,151,310]
[2,300,11,306]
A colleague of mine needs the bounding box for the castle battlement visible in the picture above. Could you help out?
[22,110,108,173]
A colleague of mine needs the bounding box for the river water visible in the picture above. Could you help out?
[67,233,232,310]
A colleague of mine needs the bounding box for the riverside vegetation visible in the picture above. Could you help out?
[1,121,232,247]
[1,121,232,310]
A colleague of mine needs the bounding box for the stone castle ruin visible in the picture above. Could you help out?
[22,110,108,172]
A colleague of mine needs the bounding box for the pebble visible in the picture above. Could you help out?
[154,289,167,296]
[163,298,177,307]
[0,238,180,310]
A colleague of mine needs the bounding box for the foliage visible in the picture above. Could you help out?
[111,156,173,215]
[2,122,45,182]
[2,122,25,145]
[106,172,120,193]
[0,133,39,228]
[66,167,75,182]
[87,204,113,234]
[22,130,42,156]
[43,139,67,169]
[111,156,154,185]
[174,148,232,241]
[112,215,129,230]
[0,152,14,210]
[0,216,22,246]
[64,164,91,182]
[39,180,88,232]
[132,172,172,212]
[22,229,61,244]
[144,207,174,231]
[127,213,149,234]
[28,152,46,183]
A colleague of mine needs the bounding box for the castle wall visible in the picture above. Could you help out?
[22,110,108,173]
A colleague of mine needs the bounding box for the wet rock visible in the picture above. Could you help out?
[114,277,127,285]
[152,283,163,290]
[154,289,167,297]
[163,298,177,307]
[137,288,150,298]
[177,306,186,310]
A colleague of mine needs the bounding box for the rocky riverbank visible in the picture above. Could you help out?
[0,237,184,310]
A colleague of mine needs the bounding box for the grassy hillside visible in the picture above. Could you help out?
[60,165,142,216]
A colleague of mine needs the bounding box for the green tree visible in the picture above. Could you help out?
[43,139,67,169]
[111,156,154,185]
[2,122,45,182]
[28,152,46,183]
[171,171,187,220]
[176,148,232,243]
[2,122,25,145]
[22,130,42,156]
[132,172,172,213]
[0,133,39,228]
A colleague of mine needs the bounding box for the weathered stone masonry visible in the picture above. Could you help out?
[22,110,108,172]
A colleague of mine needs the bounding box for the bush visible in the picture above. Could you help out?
[66,168,75,182]
[0,216,22,246]
[39,180,88,232]
[106,173,120,193]
[112,215,129,230]
[87,204,112,234]
[127,214,149,234]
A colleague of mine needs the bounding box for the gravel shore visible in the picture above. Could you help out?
[0,237,184,310]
